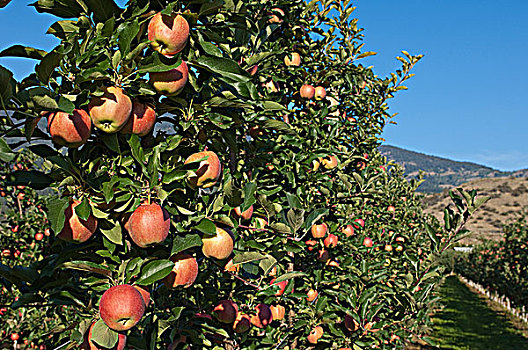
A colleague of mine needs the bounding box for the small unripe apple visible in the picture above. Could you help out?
[148,13,189,56]
[57,200,98,243]
[314,86,326,100]
[213,300,238,324]
[300,84,315,99]
[99,284,145,332]
[307,326,323,344]
[311,223,327,238]
[284,52,301,66]
[202,226,234,260]
[88,86,132,133]
[163,253,199,288]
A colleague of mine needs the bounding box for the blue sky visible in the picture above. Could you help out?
[1,1,527,170]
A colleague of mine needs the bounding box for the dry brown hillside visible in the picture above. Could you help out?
[422,177,528,245]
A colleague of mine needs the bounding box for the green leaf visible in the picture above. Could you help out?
[0,65,15,104]
[171,234,202,255]
[90,320,118,349]
[200,41,222,57]
[135,259,175,285]
[194,218,217,236]
[232,251,267,265]
[99,218,123,245]
[4,170,54,190]
[74,198,92,221]
[36,50,62,84]
[0,45,47,60]
[58,96,75,113]
[0,138,15,162]
[85,0,121,23]
[117,19,139,56]
[194,56,250,83]
[241,182,257,212]
[61,261,113,277]
[304,208,329,231]
[47,20,79,39]
[136,52,182,74]
[273,271,306,283]
[32,95,58,110]
[31,0,85,18]
[47,197,70,235]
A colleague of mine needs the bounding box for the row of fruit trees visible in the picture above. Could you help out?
[0,0,487,349]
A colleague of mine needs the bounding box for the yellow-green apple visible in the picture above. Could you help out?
[233,313,251,333]
[363,237,373,247]
[82,322,126,350]
[47,110,91,148]
[233,205,253,221]
[284,52,301,66]
[213,300,238,324]
[253,217,268,229]
[311,223,327,238]
[306,289,318,302]
[163,253,199,288]
[120,101,156,137]
[300,84,315,99]
[133,285,151,307]
[307,326,323,344]
[126,203,170,248]
[324,233,338,248]
[270,304,285,321]
[88,86,132,133]
[184,150,222,188]
[149,60,188,96]
[314,86,326,100]
[321,155,338,169]
[202,226,234,260]
[99,284,145,331]
[264,80,279,93]
[250,304,272,328]
[341,225,354,237]
[57,200,98,243]
[148,13,189,56]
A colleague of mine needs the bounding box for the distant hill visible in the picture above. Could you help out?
[379,145,528,193]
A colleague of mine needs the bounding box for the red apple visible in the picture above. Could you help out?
[34,233,44,241]
[120,101,156,137]
[99,284,145,332]
[270,304,285,321]
[202,226,234,260]
[163,253,199,288]
[284,52,301,66]
[306,289,318,302]
[250,304,272,328]
[300,84,315,99]
[341,225,354,237]
[307,326,323,344]
[150,60,188,96]
[387,205,395,213]
[133,285,151,307]
[314,86,326,100]
[305,240,317,251]
[184,151,222,188]
[82,322,126,350]
[268,8,285,23]
[88,86,132,133]
[213,300,238,324]
[353,218,365,228]
[148,13,189,56]
[324,234,338,248]
[233,205,253,220]
[363,237,373,247]
[126,203,170,248]
[233,313,251,333]
[321,155,338,169]
[311,223,327,238]
[47,110,91,148]
[270,278,287,296]
[57,200,98,243]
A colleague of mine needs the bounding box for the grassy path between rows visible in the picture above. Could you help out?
[429,275,528,349]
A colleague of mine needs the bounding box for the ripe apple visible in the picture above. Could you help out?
[384,244,393,252]
[300,84,315,99]
[47,110,91,148]
[132,285,151,307]
[324,234,338,248]
[202,226,234,260]
[34,233,44,241]
[99,284,145,332]
[353,218,365,228]
[224,258,240,273]
[284,52,301,66]
[344,314,359,332]
[10,333,18,341]
[148,13,189,56]
[57,200,98,243]
[363,237,373,248]
[126,203,170,248]
[120,101,156,137]
[150,60,188,96]
[306,289,318,302]
[233,313,251,333]
[88,87,132,133]
[341,225,354,237]
[317,249,330,262]
[314,86,326,100]
[233,205,253,220]
[184,151,222,188]
[82,322,126,350]
[321,155,338,169]
[305,240,317,251]
[311,223,327,238]
[270,278,287,296]
[307,326,323,344]
[268,8,284,23]
[270,304,285,321]
[213,300,238,324]
[250,304,272,328]
[387,205,395,213]
[163,253,199,288]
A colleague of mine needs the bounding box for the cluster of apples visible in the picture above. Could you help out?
[46,11,191,148]
[306,221,358,266]
[211,300,282,334]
